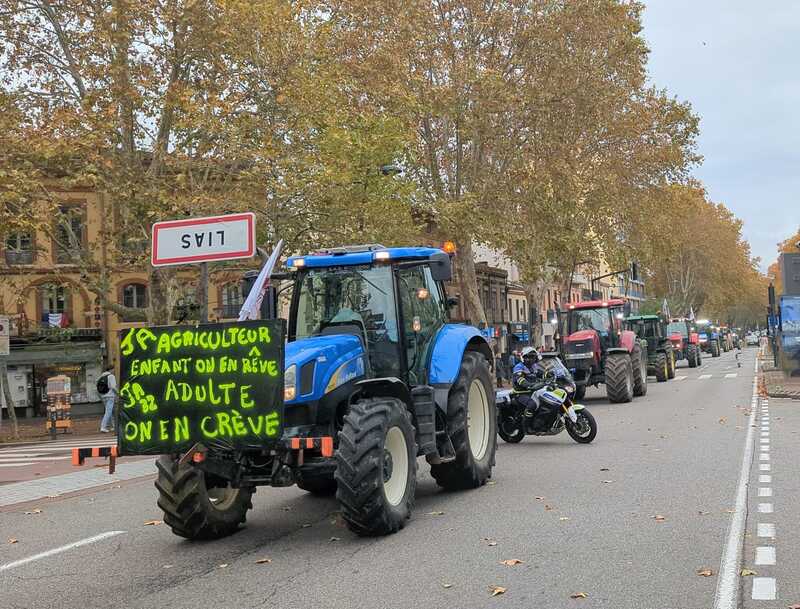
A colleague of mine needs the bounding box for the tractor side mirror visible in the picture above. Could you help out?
[446,295,460,308]
[429,252,452,282]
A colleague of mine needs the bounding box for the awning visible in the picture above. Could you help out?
[7,342,102,366]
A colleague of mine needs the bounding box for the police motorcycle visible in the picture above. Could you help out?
[496,350,597,444]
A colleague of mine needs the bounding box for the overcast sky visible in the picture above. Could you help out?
[641,1,800,271]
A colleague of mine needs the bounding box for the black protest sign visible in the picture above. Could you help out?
[117,320,285,455]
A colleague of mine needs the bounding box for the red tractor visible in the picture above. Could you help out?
[557,299,648,403]
[666,318,702,368]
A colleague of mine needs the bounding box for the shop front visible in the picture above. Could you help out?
[4,341,104,417]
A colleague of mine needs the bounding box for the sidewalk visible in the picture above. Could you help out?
[0,415,104,444]
[763,367,800,399]
[0,458,155,507]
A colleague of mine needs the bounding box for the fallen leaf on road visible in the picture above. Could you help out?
[787,604,800,609]
[483,538,498,547]
[426,511,445,516]
[570,592,588,599]
[144,520,163,526]
[652,515,666,522]
[544,504,554,511]
[500,559,523,566]
[698,511,710,515]
[487,480,497,485]
[723,509,735,514]
[601,480,614,484]
[218,564,228,569]
[282,506,291,512]
[600,467,610,471]
[442,583,453,589]
[535,496,545,501]
[696,568,714,577]
[255,558,272,564]
[488,585,506,597]
[559,517,570,522]
[23,509,42,515]
[740,569,757,576]
[46,494,59,498]
[719,417,727,424]
[8,538,18,544]
[162,564,173,569]
[301,523,312,528]
[329,537,340,542]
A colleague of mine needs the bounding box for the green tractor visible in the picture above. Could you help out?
[623,315,676,382]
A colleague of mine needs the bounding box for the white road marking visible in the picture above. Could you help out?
[758,503,773,513]
[752,577,776,600]
[759,475,772,483]
[760,438,769,443]
[0,531,126,573]
[760,432,769,437]
[0,462,34,468]
[760,464,771,472]
[758,487,772,497]
[699,374,712,380]
[755,546,776,565]
[712,363,759,609]
[757,523,775,538]
[725,373,738,378]
[0,456,72,462]
[760,453,770,461]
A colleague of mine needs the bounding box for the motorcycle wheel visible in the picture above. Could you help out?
[566,409,597,444]
[497,415,525,444]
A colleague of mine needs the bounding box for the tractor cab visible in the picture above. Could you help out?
[558,299,645,402]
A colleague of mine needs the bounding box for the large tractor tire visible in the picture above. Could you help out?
[687,345,699,368]
[666,349,676,379]
[155,456,253,540]
[296,474,337,496]
[655,352,668,382]
[430,351,496,490]
[335,397,417,536]
[711,340,721,357]
[631,343,648,397]
[605,353,634,403]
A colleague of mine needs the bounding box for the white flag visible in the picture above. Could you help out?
[238,239,284,321]
[688,306,695,321]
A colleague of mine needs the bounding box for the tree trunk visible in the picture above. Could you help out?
[0,358,19,439]
[524,280,546,348]
[452,239,486,326]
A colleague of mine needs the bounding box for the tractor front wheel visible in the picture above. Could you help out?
[335,398,417,536]
[631,343,648,396]
[666,349,676,379]
[687,345,699,368]
[155,457,253,540]
[655,352,668,382]
[605,353,634,403]
[430,351,497,490]
[711,340,721,357]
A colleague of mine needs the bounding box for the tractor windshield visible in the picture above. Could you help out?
[568,308,611,335]
[294,265,401,377]
[667,322,688,337]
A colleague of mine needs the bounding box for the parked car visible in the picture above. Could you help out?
[745,333,760,346]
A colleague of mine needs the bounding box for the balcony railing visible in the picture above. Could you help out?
[218,304,243,319]
[4,250,34,265]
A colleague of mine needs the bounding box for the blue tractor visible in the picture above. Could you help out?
[155,244,496,538]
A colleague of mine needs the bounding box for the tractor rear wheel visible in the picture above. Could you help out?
[687,345,699,368]
[666,349,676,379]
[335,397,417,536]
[655,352,668,382]
[631,343,648,396]
[430,351,496,490]
[155,456,253,540]
[605,353,634,403]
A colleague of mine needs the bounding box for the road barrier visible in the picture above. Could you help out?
[72,446,119,473]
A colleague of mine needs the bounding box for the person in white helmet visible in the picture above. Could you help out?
[511,346,546,419]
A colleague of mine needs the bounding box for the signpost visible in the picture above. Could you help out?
[151,213,256,323]
[0,316,9,357]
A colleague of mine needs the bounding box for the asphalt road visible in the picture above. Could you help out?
[2,347,792,609]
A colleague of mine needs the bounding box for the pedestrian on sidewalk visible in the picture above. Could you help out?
[97,364,117,433]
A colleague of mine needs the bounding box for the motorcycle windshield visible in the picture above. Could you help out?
[545,357,575,383]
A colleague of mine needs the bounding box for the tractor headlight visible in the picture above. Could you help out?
[284,364,297,401]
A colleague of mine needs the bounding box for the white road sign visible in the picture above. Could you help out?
[151,213,256,267]
[0,315,9,356]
